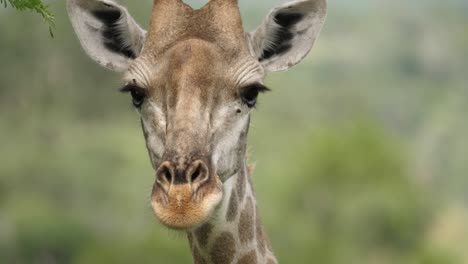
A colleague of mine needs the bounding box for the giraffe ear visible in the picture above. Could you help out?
[247,0,327,73]
[67,0,146,72]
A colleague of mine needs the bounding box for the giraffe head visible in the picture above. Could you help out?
[67,0,327,230]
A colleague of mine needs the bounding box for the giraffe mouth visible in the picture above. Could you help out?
[150,173,223,230]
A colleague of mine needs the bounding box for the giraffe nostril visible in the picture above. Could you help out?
[187,160,209,190]
[156,162,173,191]
[163,168,172,183]
[191,167,201,182]
[156,160,209,191]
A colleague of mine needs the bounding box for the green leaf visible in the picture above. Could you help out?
[1,0,56,38]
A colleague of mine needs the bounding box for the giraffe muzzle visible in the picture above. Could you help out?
[150,157,223,229]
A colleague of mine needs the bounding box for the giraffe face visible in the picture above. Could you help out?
[67,0,327,230]
[126,39,264,229]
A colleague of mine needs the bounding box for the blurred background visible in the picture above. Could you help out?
[1,0,467,263]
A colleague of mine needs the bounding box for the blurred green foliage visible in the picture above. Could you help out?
[0,0,467,263]
[290,122,431,263]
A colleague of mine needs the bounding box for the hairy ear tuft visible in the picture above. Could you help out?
[248,0,327,73]
[67,0,146,72]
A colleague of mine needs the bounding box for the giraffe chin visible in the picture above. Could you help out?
[151,182,223,230]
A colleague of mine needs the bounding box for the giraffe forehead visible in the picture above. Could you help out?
[129,39,263,108]
[162,40,230,111]
[167,40,224,89]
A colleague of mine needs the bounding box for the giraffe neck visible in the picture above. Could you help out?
[187,165,277,264]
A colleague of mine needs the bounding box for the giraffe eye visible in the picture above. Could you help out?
[240,83,270,108]
[120,84,147,108]
[130,89,145,108]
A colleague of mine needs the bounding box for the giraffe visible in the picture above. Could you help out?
[67,0,327,263]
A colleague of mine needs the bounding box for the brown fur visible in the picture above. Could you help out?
[192,246,207,264]
[236,168,246,200]
[226,190,238,222]
[145,0,246,60]
[237,250,257,264]
[195,223,213,248]
[210,232,236,264]
[255,207,266,257]
[238,197,254,244]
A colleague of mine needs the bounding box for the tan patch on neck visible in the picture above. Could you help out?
[226,190,238,222]
[194,222,213,248]
[236,250,257,264]
[236,171,246,201]
[210,232,236,264]
[266,258,277,264]
[255,207,266,257]
[238,197,254,244]
[192,246,207,264]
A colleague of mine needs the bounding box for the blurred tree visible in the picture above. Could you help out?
[284,121,435,264]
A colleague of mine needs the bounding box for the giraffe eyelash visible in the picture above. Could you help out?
[240,83,271,108]
[120,84,148,108]
[119,84,146,93]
